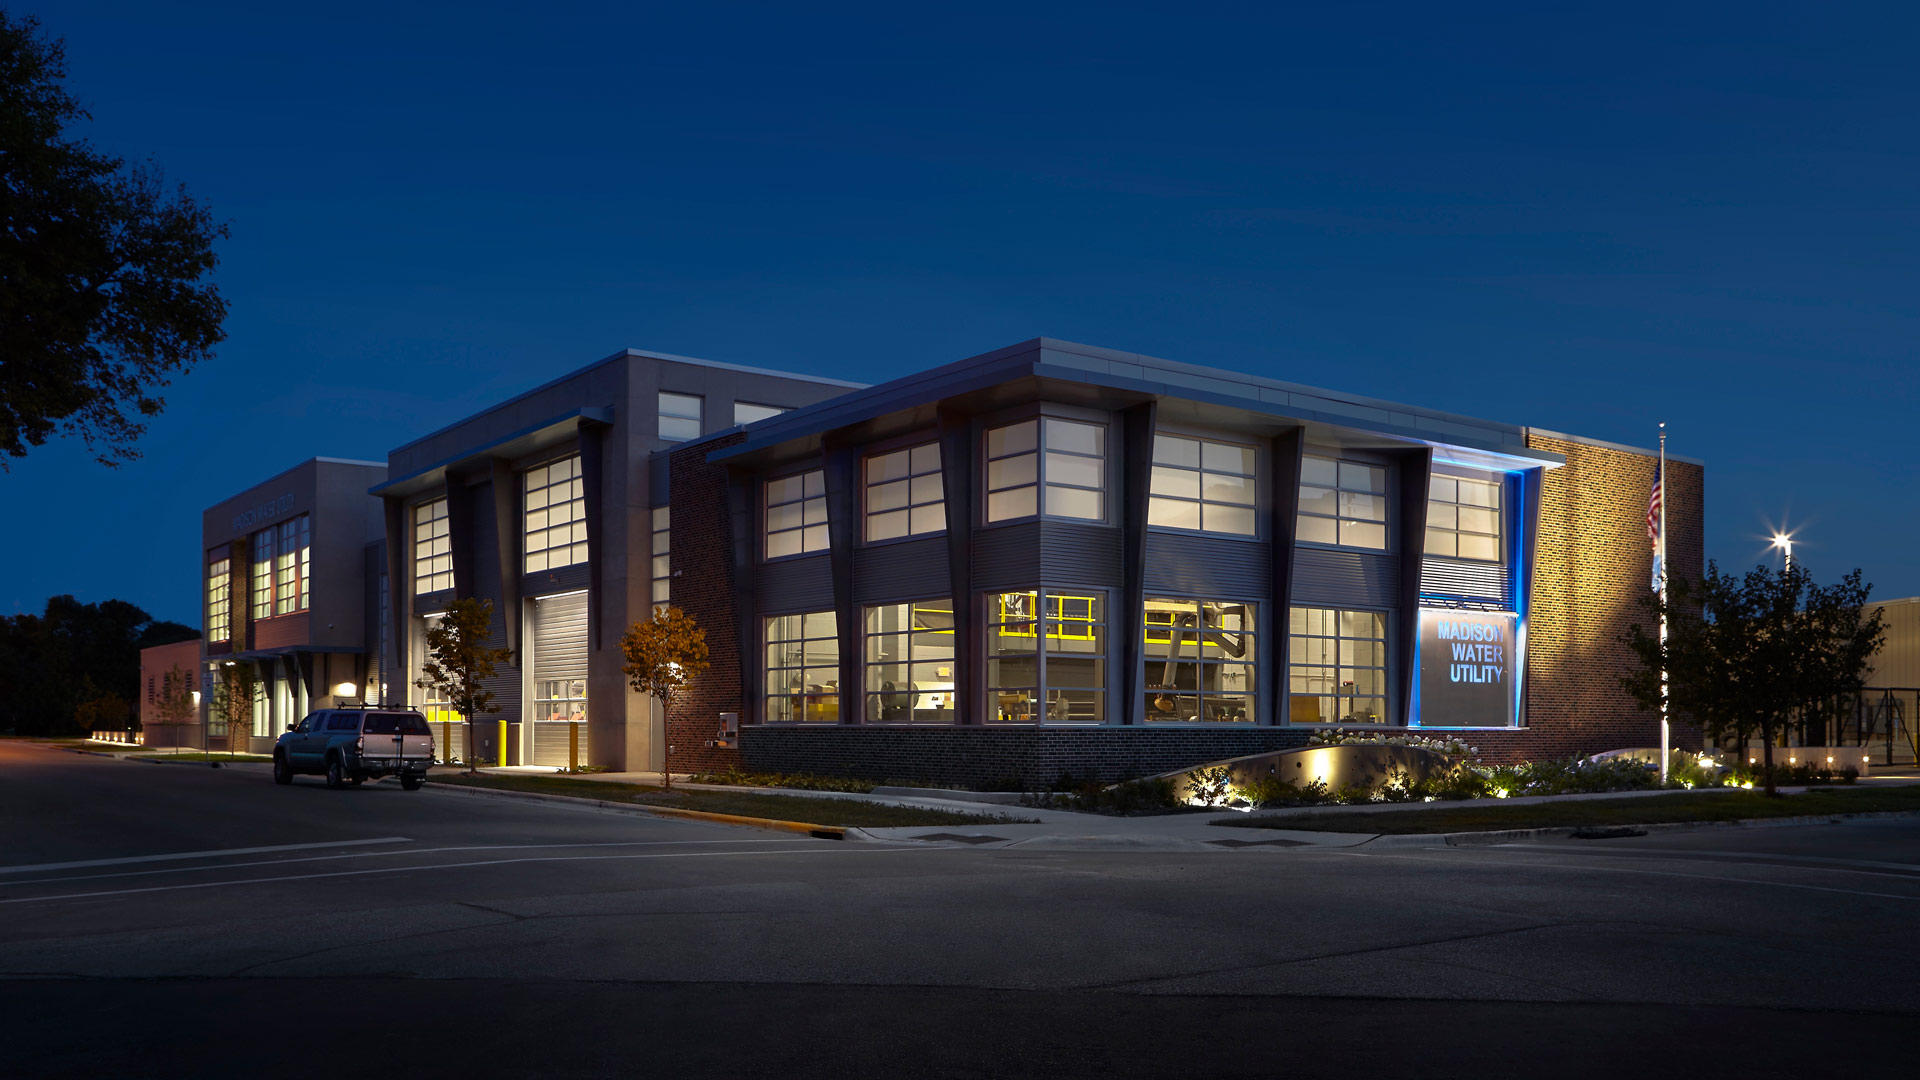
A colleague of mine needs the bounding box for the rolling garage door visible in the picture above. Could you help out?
[530,592,589,768]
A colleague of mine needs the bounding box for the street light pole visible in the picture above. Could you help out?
[1771,532,1794,573]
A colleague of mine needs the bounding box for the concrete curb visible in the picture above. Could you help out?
[1359,808,1920,848]
[421,780,848,839]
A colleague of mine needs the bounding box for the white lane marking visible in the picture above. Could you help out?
[0,845,934,906]
[1323,848,1920,903]
[0,838,413,876]
[4,838,817,887]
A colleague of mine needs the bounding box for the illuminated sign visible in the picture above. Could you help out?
[231,493,295,533]
[1416,608,1518,728]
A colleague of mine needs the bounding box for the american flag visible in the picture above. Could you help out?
[1647,463,1664,590]
[1646,463,1662,543]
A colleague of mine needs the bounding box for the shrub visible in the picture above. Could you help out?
[1024,777,1180,814]
[687,767,877,794]
[1185,765,1233,807]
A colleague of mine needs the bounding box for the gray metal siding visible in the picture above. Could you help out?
[853,537,951,603]
[464,482,521,722]
[1039,522,1122,582]
[1419,557,1512,606]
[760,555,834,612]
[1143,533,1270,598]
[1290,547,1399,609]
[971,523,1041,587]
[970,522,1123,590]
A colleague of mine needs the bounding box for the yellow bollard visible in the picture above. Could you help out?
[569,722,579,772]
[498,719,508,767]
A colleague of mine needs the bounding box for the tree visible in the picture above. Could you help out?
[210,661,258,755]
[1624,561,1885,796]
[416,597,513,773]
[0,11,229,469]
[0,594,196,735]
[152,663,196,748]
[73,689,129,736]
[620,604,709,790]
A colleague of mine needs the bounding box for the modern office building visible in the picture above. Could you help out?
[199,458,388,753]
[371,348,862,769]
[194,339,1704,784]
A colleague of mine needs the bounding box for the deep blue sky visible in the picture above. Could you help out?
[8,1,1918,625]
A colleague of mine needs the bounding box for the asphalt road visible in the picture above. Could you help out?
[4,739,1918,1078]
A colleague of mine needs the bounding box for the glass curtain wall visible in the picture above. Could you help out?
[1143,598,1256,722]
[863,599,956,722]
[986,590,1104,723]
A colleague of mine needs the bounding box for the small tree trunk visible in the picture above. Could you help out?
[1759,719,1777,797]
[662,690,672,790]
[465,715,477,776]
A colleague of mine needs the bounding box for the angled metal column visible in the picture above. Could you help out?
[1117,402,1156,725]
[936,407,977,724]
[1394,447,1434,726]
[1266,428,1304,725]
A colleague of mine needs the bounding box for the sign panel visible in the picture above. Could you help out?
[1417,608,1519,728]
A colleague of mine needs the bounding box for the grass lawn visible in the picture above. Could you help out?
[427,770,1035,828]
[1216,784,1920,835]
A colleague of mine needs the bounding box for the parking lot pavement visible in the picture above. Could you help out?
[8,739,1920,1077]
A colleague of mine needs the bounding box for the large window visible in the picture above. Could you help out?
[273,516,310,615]
[986,590,1105,723]
[659,392,703,441]
[414,497,451,593]
[735,402,786,425]
[206,552,230,643]
[765,470,827,559]
[1298,455,1387,550]
[1144,598,1256,722]
[864,599,955,722]
[1289,607,1387,725]
[765,612,839,722]
[1148,435,1258,536]
[865,443,944,542]
[525,455,587,572]
[984,418,1106,523]
[250,529,274,620]
[1426,472,1504,562]
[651,506,670,606]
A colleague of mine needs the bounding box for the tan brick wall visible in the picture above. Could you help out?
[1469,435,1704,763]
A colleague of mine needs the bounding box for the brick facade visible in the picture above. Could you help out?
[667,433,749,775]
[741,727,1308,789]
[1469,435,1705,764]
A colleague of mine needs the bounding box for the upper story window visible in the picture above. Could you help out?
[765,470,827,559]
[865,442,943,542]
[525,455,587,572]
[734,402,787,425]
[1426,473,1504,562]
[250,529,274,620]
[984,417,1105,524]
[206,551,231,643]
[651,506,671,605]
[413,497,452,593]
[658,392,703,442]
[1148,435,1257,536]
[275,515,311,615]
[1297,455,1387,551]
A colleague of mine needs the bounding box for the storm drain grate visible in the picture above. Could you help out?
[1208,837,1311,848]
[911,833,1011,845]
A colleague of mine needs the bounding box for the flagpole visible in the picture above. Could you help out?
[1658,422,1669,782]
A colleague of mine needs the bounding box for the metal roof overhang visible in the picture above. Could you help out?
[369,407,614,499]
[707,355,1565,473]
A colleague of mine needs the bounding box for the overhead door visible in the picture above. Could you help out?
[530,592,589,768]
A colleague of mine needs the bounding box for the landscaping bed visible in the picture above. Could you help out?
[1216,783,1920,834]
[427,770,1033,828]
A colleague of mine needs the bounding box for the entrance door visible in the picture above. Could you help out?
[529,592,589,767]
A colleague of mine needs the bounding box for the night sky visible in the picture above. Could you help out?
[8,1,1917,625]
